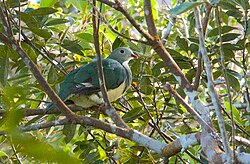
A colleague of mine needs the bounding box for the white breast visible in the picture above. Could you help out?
[68,81,126,108]
[106,80,126,102]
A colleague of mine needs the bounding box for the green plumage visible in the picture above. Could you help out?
[54,47,137,108]
[59,58,128,101]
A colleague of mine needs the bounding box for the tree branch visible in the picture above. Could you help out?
[144,0,157,36]
[216,6,236,160]
[193,3,212,90]
[193,6,232,162]
[164,83,214,133]
[161,16,176,44]
[235,136,250,149]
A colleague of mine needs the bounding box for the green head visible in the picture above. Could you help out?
[108,47,138,63]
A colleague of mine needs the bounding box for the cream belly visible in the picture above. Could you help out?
[68,81,126,108]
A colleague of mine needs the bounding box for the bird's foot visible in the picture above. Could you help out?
[98,103,106,113]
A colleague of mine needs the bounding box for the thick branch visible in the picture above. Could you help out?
[235,136,250,149]
[193,3,212,90]
[144,0,157,36]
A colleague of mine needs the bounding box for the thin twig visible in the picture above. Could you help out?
[235,136,250,149]
[164,83,215,133]
[92,0,128,128]
[216,6,235,161]
[9,138,23,164]
[86,128,118,163]
[89,1,149,45]
[132,85,168,143]
[99,0,154,41]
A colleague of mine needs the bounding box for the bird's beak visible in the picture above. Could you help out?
[131,53,138,59]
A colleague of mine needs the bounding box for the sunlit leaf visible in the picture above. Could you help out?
[207,26,237,37]
[61,40,85,56]
[169,2,203,15]
[112,37,126,50]
[75,33,93,43]
[45,18,69,26]
[0,151,8,157]
[40,0,58,7]
[151,0,159,20]
[29,7,58,16]
[0,46,9,86]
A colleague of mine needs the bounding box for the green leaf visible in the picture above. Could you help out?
[75,33,93,43]
[226,70,240,92]
[6,0,27,8]
[246,18,250,36]
[112,37,126,50]
[0,46,9,86]
[241,0,250,10]
[47,66,58,84]
[45,18,70,26]
[122,107,145,122]
[207,26,237,37]
[29,7,58,16]
[78,40,93,51]
[11,132,80,164]
[152,62,164,77]
[169,2,203,15]
[40,0,58,7]
[63,124,76,143]
[176,36,189,51]
[20,12,39,28]
[151,0,159,20]
[0,151,8,157]
[224,102,243,124]
[21,42,37,63]
[82,152,100,163]
[31,28,52,39]
[140,76,153,95]
[61,40,85,56]
[68,0,88,12]
[221,33,240,42]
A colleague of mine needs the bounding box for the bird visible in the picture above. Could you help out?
[55,47,138,109]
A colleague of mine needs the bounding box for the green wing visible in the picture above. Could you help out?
[58,58,127,101]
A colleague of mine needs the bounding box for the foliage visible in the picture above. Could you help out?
[0,0,250,163]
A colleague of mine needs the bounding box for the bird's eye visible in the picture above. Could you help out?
[120,50,125,53]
